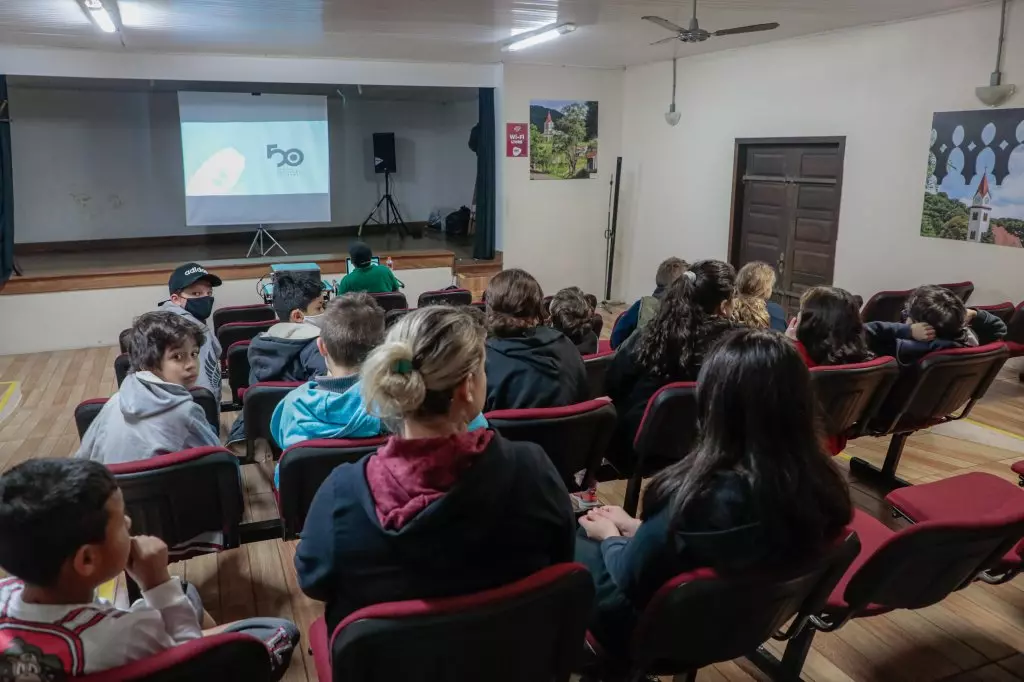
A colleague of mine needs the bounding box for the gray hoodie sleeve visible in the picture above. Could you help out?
[181,401,222,450]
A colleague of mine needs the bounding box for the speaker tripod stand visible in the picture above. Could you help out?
[359,171,408,240]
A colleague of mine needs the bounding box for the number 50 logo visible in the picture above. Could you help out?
[266,144,305,167]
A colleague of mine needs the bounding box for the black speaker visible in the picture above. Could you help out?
[372,133,396,174]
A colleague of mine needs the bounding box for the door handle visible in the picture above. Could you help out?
[776,252,786,276]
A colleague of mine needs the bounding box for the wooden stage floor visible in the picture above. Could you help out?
[0,313,1023,681]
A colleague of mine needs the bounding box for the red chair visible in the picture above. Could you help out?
[212,303,276,336]
[485,398,617,491]
[770,507,1024,678]
[369,291,408,312]
[74,388,219,439]
[241,381,303,462]
[582,349,616,400]
[623,382,699,515]
[1006,301,1024,355]
[114,353,130,388]
[226,340,251,408]
[308,563,593,682]
[860,288,912,323]
[886,472,1024,585]
[850,343,1009,488]
[217,320,274,364]
[384,307,411,329]
[107,446,244,562]
[935,280,975,303]
[597,338,612,354]
[973,301,1015,324]
[276,437,388,539]
[809,357,899,450]
[73,632,276,681]
[418,288,473,307]
[595,534,861,682]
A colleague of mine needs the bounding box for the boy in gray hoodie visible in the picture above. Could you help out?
[76,312,221,464]
[157,263,223,402]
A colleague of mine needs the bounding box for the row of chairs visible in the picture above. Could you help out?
[76,456,1024,681]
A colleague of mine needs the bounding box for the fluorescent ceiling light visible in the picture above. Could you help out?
[505,23,576,52]
[83,0,117,33]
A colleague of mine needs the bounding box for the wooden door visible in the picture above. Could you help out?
[733,140,844,316]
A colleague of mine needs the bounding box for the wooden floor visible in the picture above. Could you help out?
[1,336,1024,680]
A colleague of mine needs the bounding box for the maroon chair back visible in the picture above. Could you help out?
[582,350,615,400]
[226,340,252,406]
[935,280,975,303]
[1006,301,1024,348]
[212,303,276,336]
[591,313,604,339]
[384,307,411,329]
[216,320,274,363]
[860,289,912,323]
[841,514,1024,616]
[626,534,860,678]
[74,388,218,440]
[114,353,131,388]
[417,288,473,307]
[369,291,409,312]
[277,437,388,539]
[241,381,303,462]
[810,357,899,439]
[625,382,699,514]
[78,632,273,681]
[871,343,1009,435]
[973,301,1016,324]
[485,399,617,491]
[107,447,244,561]
[326,564,593,682]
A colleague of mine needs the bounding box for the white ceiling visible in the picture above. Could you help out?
[0,0,996,69]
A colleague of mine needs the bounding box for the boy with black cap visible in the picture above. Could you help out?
[157,263,223,403]
[336,242,403,295]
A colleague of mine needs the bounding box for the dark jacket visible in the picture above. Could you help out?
[864,309,1006,367]
[227,322,327,443]
[294,431,575,633]
[575,471,767,652]
[484,326,589,411]
[604,319,737,469]
[767,301,787,332]
[568,329,599,356]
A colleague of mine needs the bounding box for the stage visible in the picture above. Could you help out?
[4,229,488,296]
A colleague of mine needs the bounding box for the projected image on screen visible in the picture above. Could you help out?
[179,92,331,226]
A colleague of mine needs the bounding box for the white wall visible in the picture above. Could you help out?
[0,266,454,355]
[618,5,1024,306]
[9,87,478,242]
[500,64,623,298]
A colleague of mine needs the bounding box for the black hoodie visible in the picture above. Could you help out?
[484,326,589,411]
[294,431,575,633]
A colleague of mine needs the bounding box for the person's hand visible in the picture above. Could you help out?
[590,505,642,537]
[910,323,936,342]
[966,308,978,324]
[579,511,622,541]
[126,536,171,591]
[785,316,799,340]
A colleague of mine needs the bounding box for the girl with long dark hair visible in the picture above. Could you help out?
[604,259,739,468]
[577,329,852,651]
[790,286,874,367]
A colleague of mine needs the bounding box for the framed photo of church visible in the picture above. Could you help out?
[921,108,1024,248]
[528,99,599,180]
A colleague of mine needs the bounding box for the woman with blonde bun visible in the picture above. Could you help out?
[294,305,575,633]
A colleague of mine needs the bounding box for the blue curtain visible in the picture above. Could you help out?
[0,76,12,284]
[473,88,496,260]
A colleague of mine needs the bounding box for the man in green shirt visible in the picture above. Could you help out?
[336,242,403,294]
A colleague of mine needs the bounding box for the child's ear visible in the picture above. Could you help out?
[71,544,101,580]
[290,309,305,324]
[316,337,328,358]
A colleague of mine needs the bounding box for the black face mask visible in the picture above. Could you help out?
[183,296,215,322]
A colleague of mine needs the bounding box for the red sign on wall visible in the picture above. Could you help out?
[506,123,528,158]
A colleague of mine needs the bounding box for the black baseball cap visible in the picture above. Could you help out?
[349,242,373,267]
[168,262,222,294]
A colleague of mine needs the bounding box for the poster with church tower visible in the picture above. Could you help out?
[528,100,599,180]
[921,108,1024,248]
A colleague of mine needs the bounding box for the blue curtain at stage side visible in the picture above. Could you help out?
[0,76,12,284]
[473,88,496,260]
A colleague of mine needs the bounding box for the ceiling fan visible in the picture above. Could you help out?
[643,0,780,45]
